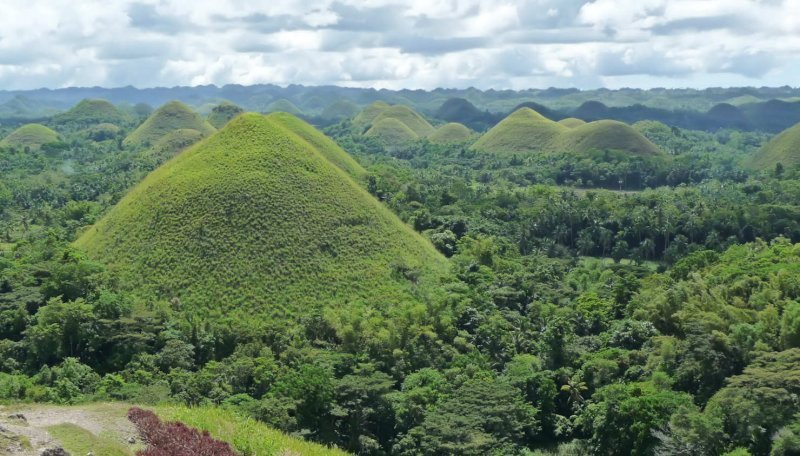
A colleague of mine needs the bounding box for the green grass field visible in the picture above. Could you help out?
[429,122,473,144]
[124,100,216,147]
[0,123,60,151]
[47,423,132,456]
[76,113,448,317]
[747,121,800,170]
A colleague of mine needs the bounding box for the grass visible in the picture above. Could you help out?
[472,107,663,158]
[156,405,350,456]
[147,128,205,162]
[558,117,586,128]
[76,113,448,317]
[208,101,245,129]
[53,98,130,126]
[264,98,302,115]
[747,122,800,170]
[124,100,216,147]
[428,122,473,144]
[47,423,132,456]
[0,123,60,151]
[267,112,367,179]
[365,117,420,145]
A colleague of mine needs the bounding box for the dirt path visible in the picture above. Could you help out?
[0,403,138,455]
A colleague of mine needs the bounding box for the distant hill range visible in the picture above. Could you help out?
[3,85,800,132]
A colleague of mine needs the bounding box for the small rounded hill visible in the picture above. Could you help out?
[471,107,566,154]
[355,102,436,146]
[264,98,303,116]
[747,122,800,171]
[75,113,445,315]
[1,124,61,151]
[207,102,244,129]
[53,99,129,127]
[429,123,473,144]
[124,101,216,147]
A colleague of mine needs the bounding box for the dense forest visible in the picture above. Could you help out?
[2,91,800,456]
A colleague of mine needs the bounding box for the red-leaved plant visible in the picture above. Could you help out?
[128,407,238,456]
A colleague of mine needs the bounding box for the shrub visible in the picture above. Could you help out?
[128,407,238,456]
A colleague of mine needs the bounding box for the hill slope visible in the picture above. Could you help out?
[365,118,420,145]
[429,122,473,144]
[321,99,360,121]
[372,105,435,137]
[76,113,446,315]
[264,98,303,115]
[0,124,60,151]
[554,120,663,157]
[748,122,800,170]
[558,118,586,128]
[123,101,216,147]
[52,99,129,127]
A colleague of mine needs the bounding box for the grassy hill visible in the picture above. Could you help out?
[123,101,216,147]
[429,122,473,144]
[558,118,586,128]
[372,105,435,137]
[207,101,244,129]
[353,101,391,127]
[747,122,800,170]
[365,118,420,145]
[264,98,303,115]
[554,120,663,157]
[321,99,360,121]
[85,122,122,141]
[0,123,60,151]
[472,108,663,158]
[146,128,205,163]
[76,113,447,316]
[53,98,129,126]
[471,107,566,154]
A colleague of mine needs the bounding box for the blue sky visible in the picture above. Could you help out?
[1,0,799,90]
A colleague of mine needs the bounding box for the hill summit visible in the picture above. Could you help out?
[124,101,216,147]
[76,113,446,314]
[472,107,662,158]
[356,102,435,145]
[747,121,800,171]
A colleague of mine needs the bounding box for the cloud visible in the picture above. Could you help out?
[0,0,798,90]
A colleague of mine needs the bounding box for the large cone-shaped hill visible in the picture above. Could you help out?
[53,99,129,127]
[0,124,60,151]
[429,123,473,144]
[748,122,800,170]
[76,113,446,314]
[124,101,216,147]
[472,108,663,158]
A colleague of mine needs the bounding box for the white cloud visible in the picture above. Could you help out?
[0,0,798,89]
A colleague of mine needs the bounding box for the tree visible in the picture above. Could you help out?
[332,363,396,453]
[780,301,800,349]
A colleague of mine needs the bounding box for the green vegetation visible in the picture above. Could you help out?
[748,121,800,170]
[353,100,391,127]
[52,98,129,127]
[365,118,420,145]
[558,117,586,128]
[372,105,435,137]
[0,123,61,151]
[428,122,473,144]
[473,108,663,158]
[85,122,122,142]
[76,112,446,314]
[147,128,205,162]
[264,98,303,115]
[208,101,245,129]
[47,423,132,456]
[157,405,350,456]
[123,100,216,147]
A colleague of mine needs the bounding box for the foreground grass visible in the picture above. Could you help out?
[156,405,350,456]
[47,423,132,456]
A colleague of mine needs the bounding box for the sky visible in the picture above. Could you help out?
[1,0,800,91]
